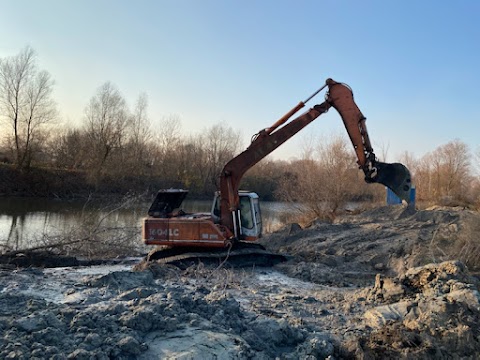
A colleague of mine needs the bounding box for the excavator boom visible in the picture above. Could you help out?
[218,78,412,235]
[143,78,412,251]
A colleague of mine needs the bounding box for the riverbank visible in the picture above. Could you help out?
[1,205,480,358]
[0,164,178,199]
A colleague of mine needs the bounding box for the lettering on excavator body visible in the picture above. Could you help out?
[149,228,180,237]
[201,233,219,240]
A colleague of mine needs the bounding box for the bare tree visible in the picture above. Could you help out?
[299,131,318,161]
[436,139,471,200]
[412,154,431,201]
[203,123,242,192]
[277,134,363,221]
[84,82,129,184]
[315,134,362,212]
[0,46,56,168]
[398,151,417,175]
[130,93,150,148]
[415,139,472,204]
[241,158,289,200]
[157,114,182,151]
[154,115,182,166]
[151,115,183,182]
[475,146,480,175]
[176,135,206,193]
[125,93,153,175]
[49,127,87,169]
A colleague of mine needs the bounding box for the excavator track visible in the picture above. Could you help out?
[145,242,288,269]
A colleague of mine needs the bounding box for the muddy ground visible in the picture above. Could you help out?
[1,205,480,359]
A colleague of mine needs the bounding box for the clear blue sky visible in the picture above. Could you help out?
[1,1,479,161]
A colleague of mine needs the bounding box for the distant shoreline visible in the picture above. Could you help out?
[0,164,188,200]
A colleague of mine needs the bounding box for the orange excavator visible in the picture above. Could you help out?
[142,79,412,265]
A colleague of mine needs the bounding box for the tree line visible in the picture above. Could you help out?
[1,47,479,210]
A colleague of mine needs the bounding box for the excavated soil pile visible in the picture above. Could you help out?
[265,205,480,285]
[0,205,479,359]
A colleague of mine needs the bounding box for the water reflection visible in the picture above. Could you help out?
[0,197,292,251]
[0,198,144,251]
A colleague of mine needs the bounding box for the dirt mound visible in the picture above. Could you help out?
[0,265,331,359]
[355,261,480,358]
[1,205,480,358]
[262,205,480,285]
[2,259,479,359]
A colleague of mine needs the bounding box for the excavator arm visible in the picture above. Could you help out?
[325,79,412,197]
[219,78,412,234]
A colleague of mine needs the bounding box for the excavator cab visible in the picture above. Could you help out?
[212,191,262,240]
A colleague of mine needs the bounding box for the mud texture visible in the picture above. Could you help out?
[1,205,480,359]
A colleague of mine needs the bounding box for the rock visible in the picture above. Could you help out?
[85,270,154,290]
[364,300,414,328]
[446,289,480,311]
[114,287,156,301]
[117,335,143,355]
[6,350,25,359]
[83,333,102,349]
[138,329,251,360]
[402,261,474,298]
[370,274,405,301]
[288,223,303,235]
[296,333,335,359]
[14,315,45,333]
[68,348,93,360]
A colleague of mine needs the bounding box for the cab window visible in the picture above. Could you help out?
[239,196,254,229]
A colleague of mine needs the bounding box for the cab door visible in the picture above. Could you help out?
[239,193,262,239]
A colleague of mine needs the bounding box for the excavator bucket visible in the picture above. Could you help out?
[371,162,412,203]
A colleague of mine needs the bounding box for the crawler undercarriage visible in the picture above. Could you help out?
[145,242,288,269]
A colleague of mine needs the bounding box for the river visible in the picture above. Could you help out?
[0,197,296,252]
